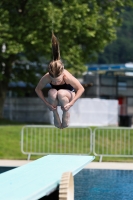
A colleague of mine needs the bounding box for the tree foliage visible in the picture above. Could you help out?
[0,0,133,117]
[97,7,133,64]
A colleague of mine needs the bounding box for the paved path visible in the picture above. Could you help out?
[85,162,133,170]
[0,160,31,167]
[0,159,133,170]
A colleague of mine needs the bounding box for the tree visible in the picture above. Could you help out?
[97,7,133,64]
[0,0,133,118]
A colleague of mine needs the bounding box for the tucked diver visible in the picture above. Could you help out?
[35,33,84,129]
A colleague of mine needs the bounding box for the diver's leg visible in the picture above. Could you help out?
[48,89,61,128]
[57,90,75,128]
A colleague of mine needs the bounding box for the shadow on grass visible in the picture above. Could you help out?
[0,118,50,125]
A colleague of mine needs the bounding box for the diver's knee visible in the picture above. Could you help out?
[48,89,58,99]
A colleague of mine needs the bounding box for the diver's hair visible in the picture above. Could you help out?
[48,33,64,78]
[48,60,64,78]
[52,32,60,61]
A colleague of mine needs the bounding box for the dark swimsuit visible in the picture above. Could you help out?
[50,82,75,92]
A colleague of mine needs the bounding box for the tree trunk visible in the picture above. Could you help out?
[0,84,7,118]
[0,54,16,118]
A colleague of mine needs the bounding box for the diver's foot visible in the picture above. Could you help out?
[62,112,70,129]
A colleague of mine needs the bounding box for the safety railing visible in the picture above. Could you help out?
[21,125,92,160]
[21,125,133,161]
[93,127,133,162]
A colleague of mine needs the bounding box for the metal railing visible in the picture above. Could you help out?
[93,127,133,162]
[21,125,133,161]
[21,125,92,160]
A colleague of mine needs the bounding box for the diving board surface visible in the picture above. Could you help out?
[0,155,95,200]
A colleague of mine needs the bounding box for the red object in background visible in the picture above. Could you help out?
[118,97,127,115]
[118,97,123,105]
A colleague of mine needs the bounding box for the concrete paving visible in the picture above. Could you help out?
[85,162,133,170]
[0,159,133,170]
[0,160,31,167]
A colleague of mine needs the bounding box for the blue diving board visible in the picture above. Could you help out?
[0,155,95,200]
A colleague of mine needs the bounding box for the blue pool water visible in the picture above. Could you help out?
[0,166,15,174]
[1,167,133,200]
[74,169,133,200]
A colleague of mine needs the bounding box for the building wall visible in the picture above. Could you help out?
[3,74,133,124]
[3,97,53,124]
[3,97,118,126]
[83,74,133,120]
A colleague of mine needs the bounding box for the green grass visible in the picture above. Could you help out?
[0,122,133,162]
[0,118,24,125]
[0,125,25,159]
[0,123,42,160]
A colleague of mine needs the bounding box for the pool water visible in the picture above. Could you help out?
[74,169,133,200]
[0,167,15,174]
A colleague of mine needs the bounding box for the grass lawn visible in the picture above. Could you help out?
[0,125,42,160]
[0,125,26,159]
[0,119,133,162]
[0,119,43,160]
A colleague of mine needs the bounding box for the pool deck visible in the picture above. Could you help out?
[85,162,133,170]
[0,160,133,170]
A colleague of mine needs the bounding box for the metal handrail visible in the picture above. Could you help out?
[93,127,133,162]
[21,125,92,160]
[21,125,133,161]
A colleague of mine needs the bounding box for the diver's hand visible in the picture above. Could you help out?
[47,103,57,111]
[62,102,73,111]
